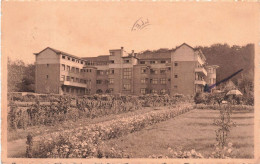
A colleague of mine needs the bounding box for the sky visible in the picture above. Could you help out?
[2,2,259,64]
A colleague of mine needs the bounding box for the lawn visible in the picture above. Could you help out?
[103,109,254,158]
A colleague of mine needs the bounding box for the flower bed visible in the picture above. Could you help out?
[32,104,193,158]
[194,104,254,111]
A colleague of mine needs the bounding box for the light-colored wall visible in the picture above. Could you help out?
[35,48,60,64]
[35,64,60,94]
[171,61,196,96]
[172,44,195,62]
[35,49,61,94]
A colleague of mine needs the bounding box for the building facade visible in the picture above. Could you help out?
[34,43,218,96]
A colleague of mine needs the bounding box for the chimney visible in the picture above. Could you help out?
[121,47,124,50]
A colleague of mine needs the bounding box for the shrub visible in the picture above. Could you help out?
[32,104,193,158]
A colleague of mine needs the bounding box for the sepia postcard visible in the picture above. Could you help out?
[1,1,260,163]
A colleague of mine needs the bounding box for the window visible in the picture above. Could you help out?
[168,78,171,82]
[141,68,147,74]
[140,61,145,64]
[161,60,166,64]
[96,89,103,94]
[160,78,166,84]
[71,77,75,82]
[76,68,79,73]
[71,67,75,72]
[61,64,65,71]
[140,88,146,94]
[81,61,83,64]
[151,78,158,84]
[160,68,166,74]
[72,58,75,62]
[84,80,87,84]
[150,69,158,74]
[141,78,148,84]
[123,84,131,91]
[124,60,130,63]
[174,62,178,66]
[62,56,66,59]
[110,60,115,64]
[208,68,213,73]
[110,69,115,74]
[109,78,114,84]
[175,75,178,78]
[150,61,156,64]
[75,78,79,82]
[89,69,92,72]
[151,89,157,94]
[60,75,65,81]
[46,75,49,79]
[96,80,102,84]
[123,68,132,79]
[109,88,114,93]
[168,67,171,71]
[66,76,70,81]
[160,89,166,94]
[68,57,70,60]
[97,70,104,75]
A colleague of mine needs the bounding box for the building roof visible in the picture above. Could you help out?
[82,55,109,62]
[34,47,86,61]
[136,51,172,60]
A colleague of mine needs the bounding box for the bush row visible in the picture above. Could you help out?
[194,104,254,111]
[8,94,190,130]
[194,92,254,105]
[31,104,193,158]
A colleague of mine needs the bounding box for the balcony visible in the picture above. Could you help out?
[61,81,87,88]
[194,80,206,86]
[195,67,207,76]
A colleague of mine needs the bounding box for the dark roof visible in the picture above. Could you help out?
[136,51,171,60]
[82,55,109,62]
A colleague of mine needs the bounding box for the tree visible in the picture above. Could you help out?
[7,58,35,92]
[8,58,26,92]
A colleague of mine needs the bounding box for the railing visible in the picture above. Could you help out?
[194,80,206,86]
[61,81,87,88]
[195,67,207,76]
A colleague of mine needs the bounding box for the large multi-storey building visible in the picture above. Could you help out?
[34,43,218,96]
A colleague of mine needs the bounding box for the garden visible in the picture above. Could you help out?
[7,92,254,159]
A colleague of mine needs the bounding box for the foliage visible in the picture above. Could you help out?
[31,104,193,158]
[212,105,236,158]
[194,104,254,111]
[8,94,187,130]
[8,58,35,92]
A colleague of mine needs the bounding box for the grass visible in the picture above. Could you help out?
[103,109,254,158]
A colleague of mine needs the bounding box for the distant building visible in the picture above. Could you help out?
[34,43,218,96]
